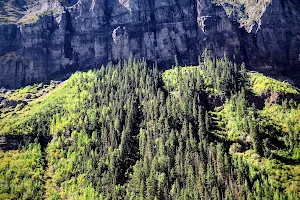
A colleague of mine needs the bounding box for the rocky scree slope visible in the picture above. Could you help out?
[0,0,300,88]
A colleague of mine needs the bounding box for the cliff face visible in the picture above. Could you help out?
[0,0,299,88]
[245,0,300,73]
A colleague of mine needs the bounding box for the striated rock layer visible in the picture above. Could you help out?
[0,0,300,88]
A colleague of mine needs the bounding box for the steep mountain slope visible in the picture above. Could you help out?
[0,57,299,199]
[0,0,300,88]
[0,0,28,24]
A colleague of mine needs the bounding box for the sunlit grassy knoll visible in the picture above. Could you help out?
[249,72,299,96]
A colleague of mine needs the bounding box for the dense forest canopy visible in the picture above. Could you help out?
[0,54,299,199]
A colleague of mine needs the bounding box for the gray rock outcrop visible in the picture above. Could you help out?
[0,0,299,88]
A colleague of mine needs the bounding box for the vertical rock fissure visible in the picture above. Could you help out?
[149,0,157,59]
[64,10,74,60]
[46,16,59,79]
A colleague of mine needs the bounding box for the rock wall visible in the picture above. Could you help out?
[245,0,300,73]
[0,0,299,88]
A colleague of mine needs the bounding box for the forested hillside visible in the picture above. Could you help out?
[0,54,299,199]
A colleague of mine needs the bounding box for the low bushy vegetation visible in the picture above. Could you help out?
[0,143,44,200]
[249,72,299,96]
